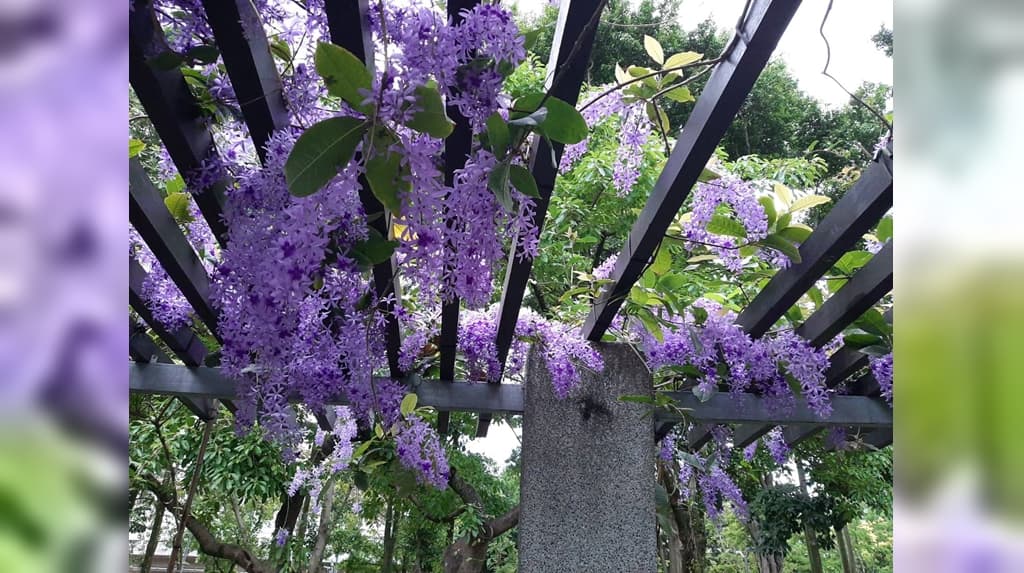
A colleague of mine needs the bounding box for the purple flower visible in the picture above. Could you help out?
[870,352,893,405]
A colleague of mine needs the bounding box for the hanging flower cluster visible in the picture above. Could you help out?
[286,406,359,513]
[638,298,832,418]
[870,352,893,405]
[681,178,770,273]
[458,307,604,398]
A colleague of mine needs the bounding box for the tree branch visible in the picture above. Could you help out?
[140,472,275,573]
[484,505,521,540]
[168,417,215,573]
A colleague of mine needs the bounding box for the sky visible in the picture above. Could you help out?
[509,0,894,107]
[467,0,894,470]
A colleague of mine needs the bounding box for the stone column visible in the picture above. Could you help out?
[518,342,656,573]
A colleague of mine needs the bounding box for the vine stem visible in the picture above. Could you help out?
[577,57,723,113]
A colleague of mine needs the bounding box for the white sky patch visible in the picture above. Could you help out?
[508,0,893,107]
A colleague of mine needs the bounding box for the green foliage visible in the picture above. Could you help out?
[314,42,373,114]
[285,116,367,197]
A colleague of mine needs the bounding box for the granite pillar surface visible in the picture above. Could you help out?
[518,342,656,573]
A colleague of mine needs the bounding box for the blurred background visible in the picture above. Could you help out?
[0,0,1022,570]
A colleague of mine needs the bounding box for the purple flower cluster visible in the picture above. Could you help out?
[284,407,360,512]
[639,299,832,418]
[677,461,693,500]
[682,178,769,272]
[763,427,790,465]
[871,352,893,405]
[130,227,193,331]
[458,307,604,398]
[698,465,748,522]
[395,414,450,489]
[658,431,678,462]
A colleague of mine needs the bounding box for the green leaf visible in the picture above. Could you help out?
[663,85,694,103]
[523,28,542,52]
[349,232,398,271]
[777,224,813,243]
[776,212,792,230]
[614,63,631,85]
[635,308,664,343]
[760,233,802,264]
[758,195,777,228]
[844,332,884,348]
[657,273,688,291]
[285,116,367,197]
[861,344,892,357]
[164,192,192,222]
[487,162,513,211]
[855,308,892,338]
[509,165,540,199]
[508,106,548,127]
[314,42,373,113]
[165,174,185,195]
[511,93,587,144]
[619,395,657,405]
[185,45,219,64]
[773,182,793,207]
[664,51,703,69]
[808,285,824,307]
[270,38,292,62]
[651,245,672,275]
[147,50,184,70]
[706,215,747,238]
[352,439,374,460]
[788,194,831,213]
[129,139,145,158]
[645,102,670,134]
[834,250,872,275]
[408,80,454,138]
[644,35,665,65]
[486,113,510,158]
[876,215,893,242]
[365,148,407,215]
[400,393,418,417]
[691,306,708,326]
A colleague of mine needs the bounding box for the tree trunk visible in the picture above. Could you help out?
[307,478,337,573]
[168,418,215,573]
[757,553,784,573]
[836,525,855,573]
[796,461,823,573]
[382,501,396,573]
[442,506,520,573]
[141,499,165,573]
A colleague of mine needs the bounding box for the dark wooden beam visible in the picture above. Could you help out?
[324,0,403,379]
[129,363,893,428]
[782,425,822,447]
[129,0,228,245]
[733,423,772,449]
[437,0,481,435]
[582,0,803,341]
[200,0,290,163]
[795,241,893,347]
[130,257,209,367]
[130,158,220,338]
[130,322,219,419]
[477,0,608,438]
[735,153,893,338]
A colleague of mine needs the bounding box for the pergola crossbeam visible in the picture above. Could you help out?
[582,0,803,342]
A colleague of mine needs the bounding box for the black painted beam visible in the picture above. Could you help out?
[130,322,218,419]
[129,0,228,245]
[130,158,220,338]
[200,0,290,163]
[795,241,893,347]
[130,257,209,367]
[437,0,481,435]
[129,363,893,428]
[582,0,803,341]
[477,0,608,438]
[782,425,822,447]
[734,152,893,338]
[324,0,403,379]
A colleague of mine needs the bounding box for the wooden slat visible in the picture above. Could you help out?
[129,0,228,245]
[200,0,291,163]
[437,0,481,435]
[734,152,893,338]
[130,363,893,428]
[130,158,220,337]
[477,0,608,438]
[324,0,403,379]
[130,322,219,419]
[582,0,804,341]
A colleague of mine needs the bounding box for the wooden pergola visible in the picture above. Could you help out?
[128,0,892,448]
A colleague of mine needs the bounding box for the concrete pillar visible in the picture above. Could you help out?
[519,343,656,573]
